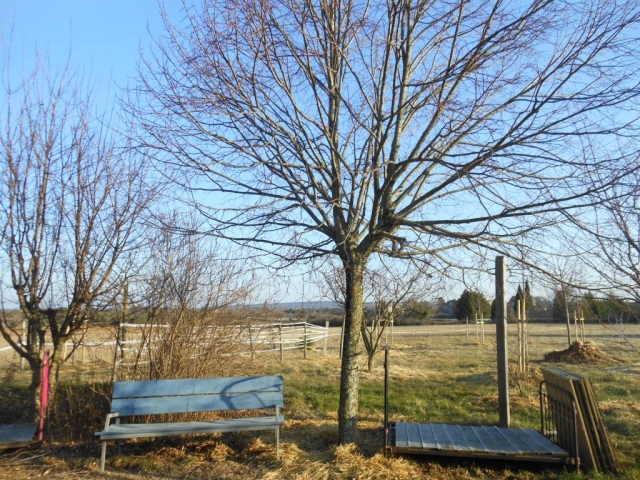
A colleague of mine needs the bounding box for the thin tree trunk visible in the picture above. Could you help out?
[338,261,365,443]
[27,359,43,422]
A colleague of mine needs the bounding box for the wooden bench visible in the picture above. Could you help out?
[95,375,284,473]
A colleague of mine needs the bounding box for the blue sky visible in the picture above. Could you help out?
[0,1,345,305]
[0,1,516,305]
[1,1,179,104]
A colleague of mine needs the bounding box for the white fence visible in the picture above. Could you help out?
[113,321,331,371]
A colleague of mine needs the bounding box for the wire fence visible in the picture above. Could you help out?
[1,320,637,374]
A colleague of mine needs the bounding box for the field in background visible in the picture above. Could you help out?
[0,321,639,479]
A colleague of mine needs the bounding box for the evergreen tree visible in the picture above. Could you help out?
[454,289,491,321]
[552,289,569,322]
[525,281,535,309]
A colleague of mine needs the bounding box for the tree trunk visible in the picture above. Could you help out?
[367,352,375,372]
[338,260,365,443]
[27,358,43,422]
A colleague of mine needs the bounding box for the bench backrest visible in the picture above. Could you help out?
[110,376,283,416]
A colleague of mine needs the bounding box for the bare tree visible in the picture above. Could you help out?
[0,54,156,420]
[570,168,640,302]
[361,262,433,371]
[131,0,640,442]
[320,257,436,371]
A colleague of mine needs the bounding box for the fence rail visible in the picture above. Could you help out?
[113,321,331,373]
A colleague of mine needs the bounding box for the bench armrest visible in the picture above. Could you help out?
[103,412,121,432]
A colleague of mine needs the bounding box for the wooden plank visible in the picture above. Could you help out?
[405,422,423,449]
[471,426,505,455]
[96,416,284,440]
[496,427,539,454]
[584,379,618,474]
[417,423,438,450]
[112,376,283,399]
[458,426,486,452]
[111,391,283,416]
[574,378,604,470]
[483,426,519,455]
[517,428,568,457]
[447,425,471,452]
[430,423,454,450]
[395,422,409,449]
[0,424,37,448]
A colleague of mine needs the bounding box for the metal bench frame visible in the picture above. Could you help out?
[95,375,284,473]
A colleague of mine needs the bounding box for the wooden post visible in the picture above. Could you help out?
[475,314,479,343]
[303,323,307,359]
[339,315,345,359]
[323,321,329,356]
[563,285,572,347]
[495,256,510,428]
[466,317,469,340]
[524,296,528,372]
[279,323,284,363]
[390,319,394,345]
[516,299,522,372]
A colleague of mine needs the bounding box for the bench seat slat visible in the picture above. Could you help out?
[111,391,283,416]
[96,416,285,440]
[112,376,283,399]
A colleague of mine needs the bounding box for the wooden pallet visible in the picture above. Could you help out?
[541,366,618,474]
[0,423,37,449]
[388,422,572,465]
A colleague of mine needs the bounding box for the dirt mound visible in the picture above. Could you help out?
[544,341,615,365]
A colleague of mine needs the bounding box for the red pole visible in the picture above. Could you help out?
[38,350,50,441]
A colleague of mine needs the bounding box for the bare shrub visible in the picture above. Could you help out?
[115,216,267,381]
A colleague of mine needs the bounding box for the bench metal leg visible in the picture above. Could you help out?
[116,418,121,454]
[100,441,107,473]
[275,427,280,461]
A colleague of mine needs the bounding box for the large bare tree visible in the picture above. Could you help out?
[568,167,640,303]
[0,55,156,420]
[131,0,640,442]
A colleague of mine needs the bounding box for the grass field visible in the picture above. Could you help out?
[0,322,639,479]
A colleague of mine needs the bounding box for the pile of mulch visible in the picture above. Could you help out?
[543,341,616,365]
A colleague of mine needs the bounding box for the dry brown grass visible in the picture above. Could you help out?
[1,322,639,479]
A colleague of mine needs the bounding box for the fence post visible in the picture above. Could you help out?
[323,321,329,356]
[303,323,308,359]
[523,296,529,372]
[249,324,254,359]
[279,323,284,363]
[495,256,510,428]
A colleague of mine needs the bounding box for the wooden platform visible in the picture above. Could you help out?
[0,423,37,449]
[388,422,573,464]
